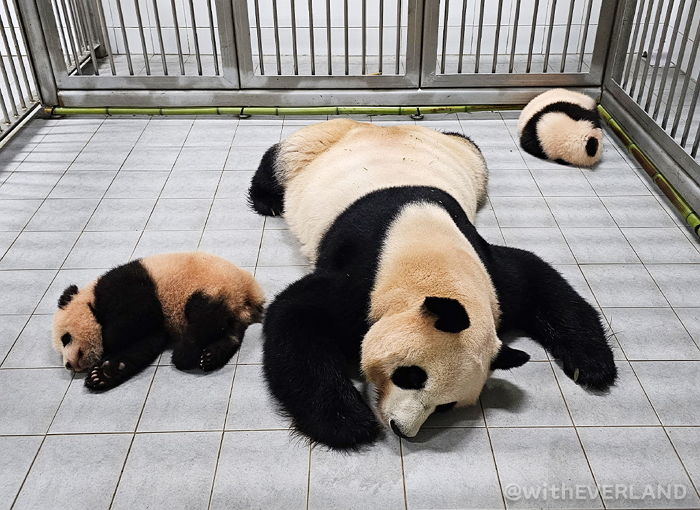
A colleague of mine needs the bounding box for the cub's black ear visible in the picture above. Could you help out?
[58,285,79,309]
[491,344,530,370]
[422,297,470,333]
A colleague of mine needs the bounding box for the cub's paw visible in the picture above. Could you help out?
[560,349,617,391]
[84,360,127,391]
[200,339,240,372]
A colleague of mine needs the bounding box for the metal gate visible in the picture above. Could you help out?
[21,0,616,107]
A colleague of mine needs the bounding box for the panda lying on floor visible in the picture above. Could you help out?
[249,119,616,449]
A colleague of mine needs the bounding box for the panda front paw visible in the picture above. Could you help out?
[560,350,617,391]
[199,338,240,372]
[84,360,127,391]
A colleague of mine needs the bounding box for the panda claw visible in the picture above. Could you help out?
[118,362,126,371]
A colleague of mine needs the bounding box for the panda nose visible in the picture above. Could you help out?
[390,420,409,439]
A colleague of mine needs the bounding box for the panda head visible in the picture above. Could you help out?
[537,111,603,167]
[361,296,528,438]
[52,283,102,371]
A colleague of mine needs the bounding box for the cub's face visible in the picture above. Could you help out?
[361,297,519,439]
[52,284,102,371]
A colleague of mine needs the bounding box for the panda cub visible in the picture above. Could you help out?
[518,88,603,167]
[52,252,265,391]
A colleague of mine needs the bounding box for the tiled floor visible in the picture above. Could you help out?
[0,112,699,510]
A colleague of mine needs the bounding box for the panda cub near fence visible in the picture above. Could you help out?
[52,252,265,391]
[518,88,603,167]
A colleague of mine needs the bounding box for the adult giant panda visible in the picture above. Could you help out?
[249,119,616,449]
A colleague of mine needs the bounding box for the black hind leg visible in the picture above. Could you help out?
[248,143,285,216]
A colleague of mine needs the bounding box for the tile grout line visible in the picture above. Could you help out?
[479,398,507,510]
[398,438,409,510]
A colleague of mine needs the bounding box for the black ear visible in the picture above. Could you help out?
[586,137,599,157]
[58,285,79,309]
[422,297,470,333]
[491,344,530,370]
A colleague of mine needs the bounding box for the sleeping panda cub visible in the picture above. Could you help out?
[52,252,265,391]
[518,88,603,167]
[249,119,617,449]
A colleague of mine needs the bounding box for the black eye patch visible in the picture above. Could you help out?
[391,365,427,390]
[434,401,457,413]
[61,333,72,347]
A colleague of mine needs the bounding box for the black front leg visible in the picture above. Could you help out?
[491,245,617,390]
[85,333,167,391]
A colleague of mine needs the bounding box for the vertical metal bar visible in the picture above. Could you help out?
[308,0,315,75]
[644,0,674,111]
[526,0,539,73]
[543,0,557,72]
[76,0,99,75]
[652,0,685,118]
[272,0,281,75]
[291,0,299,75]
[0,13,24,107]
[188,0,202,75]
[114,0,132,74]
[361,0,366,74]
[440,0,449,74]
[253,0,264,75]
[169,0,185,75]
[151,0,168,75]
[0,87,10,124]
[622,0,648,88]
[457,0,468,73]
[343,0,349,74]
[3,0,32,97]
[628,0,655,97]
[0,38,17,115]
[577,0,593,72]
[671,23,700,138]
[325,0,331,75]
[394,0,401,74]
[492,0,503,73]
[662,0,697,128]
[635,0,665,102]
[560,0,575,73]
[58,0,81,74]
[52,0,71,68]
[378,0,384,74]
[206,0,219,75]
[134,0,151,76]
[680,68,700,146]
[474,0,484,73]
[68,0,85,51]
[509,0,521,73]
[692,119,700,157]
[95,1,116,75]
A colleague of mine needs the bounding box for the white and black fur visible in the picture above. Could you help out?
[518,88,603,167]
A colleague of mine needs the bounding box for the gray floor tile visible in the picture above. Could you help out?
[49,368,155,434]
[161,170,221,198]
[138,364,235,432]
[522,152,574,170]
[112,432,221,510]
[64,231,141,268]
[601,196,676,227]
[0,231,79,269]
[2,314,61,368]
[137,120,192,146]
[487,169,541,196]
[531,168,596,196]
[122,147,180,171]
[553,361,659,426]
[632,361,700,426]
[0,200,41,231]
[0,171,62,199]
[604,308,700,360]
[146,198,212,230]
[622,228,700,264]
[585,166,652,196]
[0,314,29,363]
[231,125,283,147]
[646,264,700,307]
[578,427,700,509]
[0,368,71,434]
[546,197,616,227]
[257,228,307,266]
[226,364,288,430]
[185,119,238,146]
[13,434,132,510]
[666,428,700,491]
[85,198,156,231]
[563,227,640,264]
[466,122,516,148]
[490,196,557,227]
[403,427,503,510]
[132,230,201,259]
[477,226,505,245]
[422,401,484,428]
[580,264,668,307]
[174,146,230,171]
[206,198,265,230]
[210,431,309,510]
[237,322,263,364]
[475,199,499,227]
[482,362,571,427]
[481,147,527,169]
[0,436,43,510]
[675,308,700,343]
[0,269,56,314]
[254,265,311,299]
[490,427,603,509]
[225,146,267,170]
[35,267,106,314]
[69,143,132,171]
[199,229,263,266]
[506,335,550,361]
[501,227,576,264]
[49,171,117,198]
[105,171,169,198]
[309,436,404,510]
[25,198,99,231]
[216,170,254,199]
